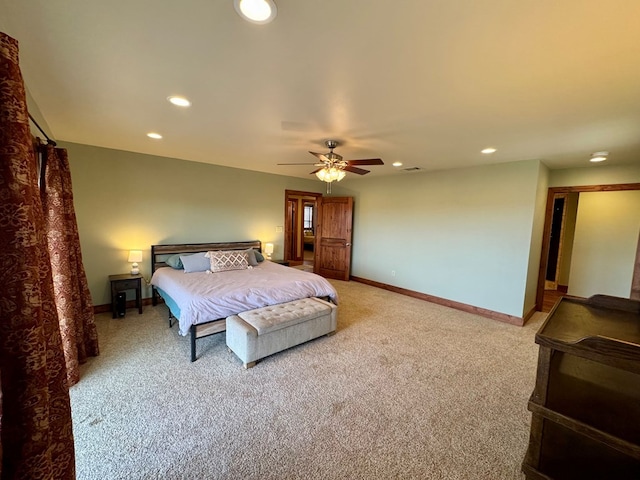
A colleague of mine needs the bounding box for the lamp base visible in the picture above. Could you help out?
[131,262,139,275]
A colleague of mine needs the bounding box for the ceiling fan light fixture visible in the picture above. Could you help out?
[234,0,277,24]
[316,167,346,183]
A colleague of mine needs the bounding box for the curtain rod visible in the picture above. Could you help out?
[28,113,57,147]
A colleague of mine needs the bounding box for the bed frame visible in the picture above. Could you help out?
[150,240,262,362]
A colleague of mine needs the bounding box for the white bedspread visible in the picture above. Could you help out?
[150,261,338,335]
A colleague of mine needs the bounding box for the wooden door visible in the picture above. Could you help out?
[314,196,353,280]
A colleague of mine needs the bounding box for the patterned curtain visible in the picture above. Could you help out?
[0,33,75,479]
[41,145,99,386]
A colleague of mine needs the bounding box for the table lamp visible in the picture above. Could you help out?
[264,243,274,260]
[128,250,142,275]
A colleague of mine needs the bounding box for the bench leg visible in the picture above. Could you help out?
[243,361,256,369]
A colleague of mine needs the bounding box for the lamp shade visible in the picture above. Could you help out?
[264,243,274,255]
[128,250,143,263]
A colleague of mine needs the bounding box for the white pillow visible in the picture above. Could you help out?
[180,252,209,273]
[205,250,249,273]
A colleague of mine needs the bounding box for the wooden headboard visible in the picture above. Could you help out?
[151,240,262,275]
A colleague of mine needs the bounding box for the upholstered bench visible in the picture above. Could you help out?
[226,297,337,368]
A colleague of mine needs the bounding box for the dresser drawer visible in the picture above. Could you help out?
[113,279,139,290]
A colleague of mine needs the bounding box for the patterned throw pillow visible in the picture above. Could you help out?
[205,250,249,273]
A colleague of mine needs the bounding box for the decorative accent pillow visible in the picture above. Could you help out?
[254,250,264,262]
[180,252,210,273]
[206,250,249,273]
[246,248,259,267]
[166,253,184,269]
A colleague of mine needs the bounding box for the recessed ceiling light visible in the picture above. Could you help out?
[590,151,608,163]
[481,147,497,154]
[167,96,191,107]
[234,0,277,24]
[147,132,163,139]
[392,161,403,167]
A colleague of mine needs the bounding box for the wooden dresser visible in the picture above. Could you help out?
[522,294,640,479]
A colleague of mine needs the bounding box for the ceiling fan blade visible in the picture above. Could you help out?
[277,162,321,165]
[310,168,324,174]
[344,166,371,175]
[309,151,329,161]
[346,158,384,166]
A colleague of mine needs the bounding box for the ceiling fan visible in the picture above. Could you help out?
[278,140,384,182]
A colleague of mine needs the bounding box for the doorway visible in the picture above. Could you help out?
[302,201,315,268]
[536,183,640,312]
[544,194,566,291]
[284,190,321,271]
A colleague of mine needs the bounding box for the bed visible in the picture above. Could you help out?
[150,240,338,361]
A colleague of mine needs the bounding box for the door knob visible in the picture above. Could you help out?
[345,243,351,246]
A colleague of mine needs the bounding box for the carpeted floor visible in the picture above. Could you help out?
[70,280,544,479]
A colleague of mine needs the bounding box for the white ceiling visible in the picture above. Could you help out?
[2,0,640,180]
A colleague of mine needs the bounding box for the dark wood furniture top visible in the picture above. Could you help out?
[523,294,640,479]
[109,273,143,319]
[536,294,640,373]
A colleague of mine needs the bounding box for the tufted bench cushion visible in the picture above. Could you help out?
[237,297,332,335]
[226,297,337,368]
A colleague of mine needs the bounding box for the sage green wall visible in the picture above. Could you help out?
[568,191,640,298]
[63,138,640,315]
[523,162,550,315]
[332,160,544,318]
[62,141,324,306]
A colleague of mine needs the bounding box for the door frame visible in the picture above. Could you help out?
[536,182,640,311]
[284,190,322,264]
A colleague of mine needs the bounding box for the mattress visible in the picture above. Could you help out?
[150,260,338,335]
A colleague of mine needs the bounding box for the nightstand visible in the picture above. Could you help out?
[109,273,143,318]
[272,259,290,267]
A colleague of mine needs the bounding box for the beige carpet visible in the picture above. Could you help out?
[70,280,544,479]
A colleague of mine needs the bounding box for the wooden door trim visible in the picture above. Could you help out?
[536,182,640,311]
[284,190,321,263]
